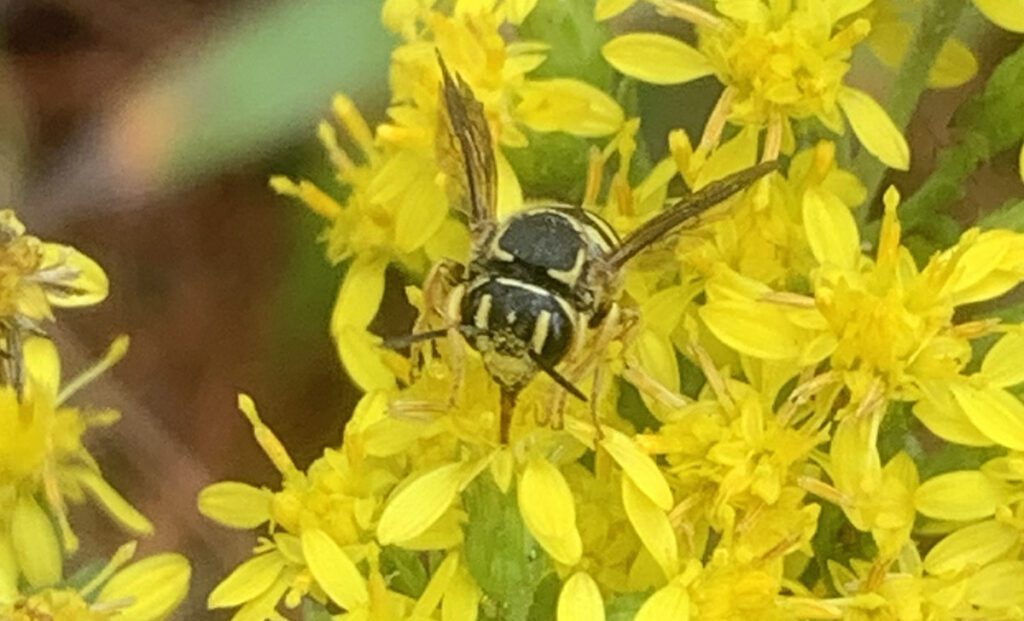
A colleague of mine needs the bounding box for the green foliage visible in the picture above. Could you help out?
[606,591,648,621]
[302,599,334,621]
[464,476,552,621]
[901,42,1024,231]
[381,546,431,600]
[980,198,1024,231]
[165,1,390,183]
[519,0,614,90]
[505,130,593,204]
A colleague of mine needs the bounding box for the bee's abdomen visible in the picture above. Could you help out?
[461,277,575,374]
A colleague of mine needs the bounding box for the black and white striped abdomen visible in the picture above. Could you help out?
[460,276,576,390]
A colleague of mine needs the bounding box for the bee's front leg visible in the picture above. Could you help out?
[412,259,464,375]
[443,283,467,409]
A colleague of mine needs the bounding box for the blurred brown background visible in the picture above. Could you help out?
[2,1,1021,619]
[2,1,391,618]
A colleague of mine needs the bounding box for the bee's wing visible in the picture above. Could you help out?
[604,161,777,270]
[436,54,497,229]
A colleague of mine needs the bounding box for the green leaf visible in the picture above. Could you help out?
[518,0,614,90]
[901,42,1024,232]
[504,130,592,204]
[606,591,648,621]
[802,502,877,594]
[914,439,1006,480]
[878,401,925,464]
[980,199,1024,232]
[617,379,661,433]
[527,572,561,621]
[464,476,552,621]
[302,598,334,621]
[380,546,430,600]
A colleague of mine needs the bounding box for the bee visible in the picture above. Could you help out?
[391,55,775,443]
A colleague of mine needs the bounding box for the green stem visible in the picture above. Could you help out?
[853,0,968,223]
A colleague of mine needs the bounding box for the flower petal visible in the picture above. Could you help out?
[602,33,713,85]
[208,552,286,609]
[97,554,191,621]
[301,528,369,610]
[39,243,109,308]
[518,455,582,566]
[557,572,605,621]
[915,470,1010,521]
[981,330,1024,388]
[73,466,154,535]
[505,0,539,23]
[333,256,388,330]
[11,494,62,588]
[413,552,460,617]
[913,382,993,447]
[335,326,397,392]
[197,481,272,529]
[700,300,804,360]
[442,565,482,621]
[1019,142,1024,183]
[803,186,860,269]
[924,520,1018,575]
[622,476,679,580]
[951,383,1024,451]
[378,463,465,545]
[517,79,624,137]
[930,37,979,88]
[395,174,448,254]
[600,429,673,510]
[837,86,910,170]
[595,0,638,20]
[635,582,690,621]
[973,0,1024,32]
[496,150,524,219]
[967,561,1024,607]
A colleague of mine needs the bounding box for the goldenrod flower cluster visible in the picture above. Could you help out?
[202,1,1024,620]
[0,212,189,620]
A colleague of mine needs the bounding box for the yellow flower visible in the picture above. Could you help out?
[0,210,108,391]
[973,0,1024,33]
[0,337,150,588]
[674,138,865,288]
[702,187,1024,416]
[365,331,683,579]
[601,0,911,169]
[275,0,625,395]
[0,542,190,621]
[200,394,481,620]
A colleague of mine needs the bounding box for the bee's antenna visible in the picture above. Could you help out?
[528,350,587,403]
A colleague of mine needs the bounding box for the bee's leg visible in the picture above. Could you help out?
[541,389,567,430]
[0,325,24,399]
[413,259,464,373]
[620,361,689,410]
[544,304,625,435]
[565,302,625,382]
[444,283,467,408]
[500,387,518,444]
[589,363,607,440]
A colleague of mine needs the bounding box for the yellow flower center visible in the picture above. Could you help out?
[3,589,114,621]
[701,11,870,126]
